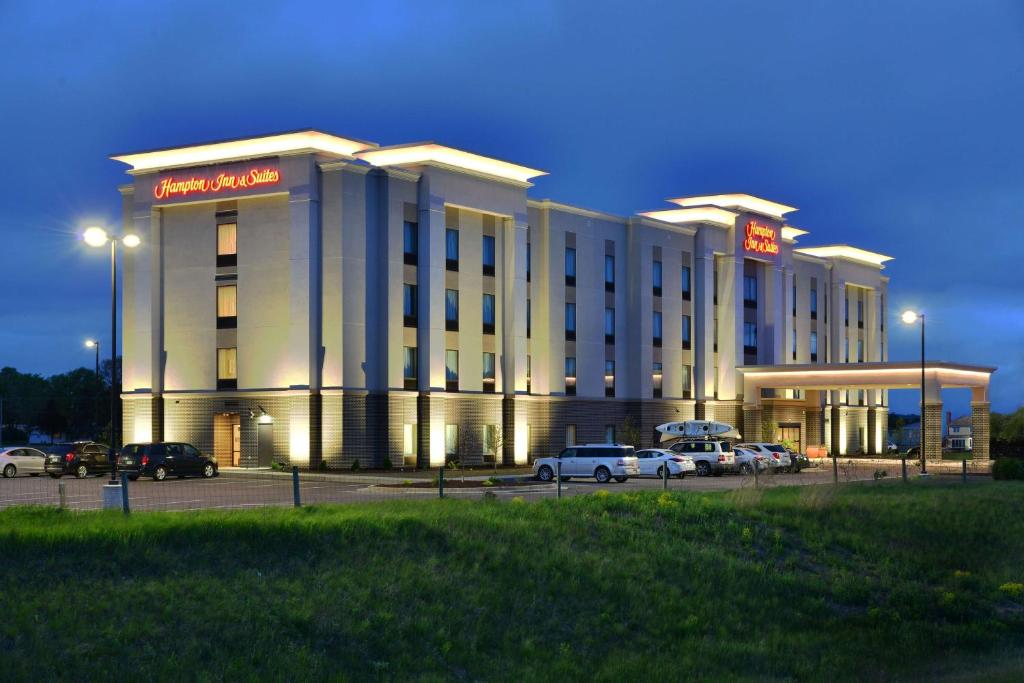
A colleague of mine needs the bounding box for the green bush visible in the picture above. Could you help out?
[381,457,392,470]
[993,458,1024,480]
[350,459,361,472]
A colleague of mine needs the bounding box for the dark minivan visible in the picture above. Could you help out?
[119,442,218,481]
[44,441,113,478]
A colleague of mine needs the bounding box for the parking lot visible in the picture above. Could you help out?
[0,459,952,512]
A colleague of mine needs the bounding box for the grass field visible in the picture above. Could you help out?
[2,480,1023,681]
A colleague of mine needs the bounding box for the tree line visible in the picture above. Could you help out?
[0,361,120,444]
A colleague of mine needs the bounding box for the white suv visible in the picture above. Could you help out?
[533,444,639,483]
[669,440,736,476]
[739,443,793,473]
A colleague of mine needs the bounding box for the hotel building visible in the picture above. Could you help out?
[112,129,984,469]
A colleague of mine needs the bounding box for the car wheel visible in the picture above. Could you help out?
[537,465,553,482]
[613,476,628,483]
[678,472,687,479]
[128,475,139,481]
[594,466,611,483]
[49,473,61,479]
[202,464,215,479]
[695,461,711,477]
[2,464,15,478]
[740,463,753,475]
[656,465,667,479]
[153,466,167,482]
[75,464,88,479]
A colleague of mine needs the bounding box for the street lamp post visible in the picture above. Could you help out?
[85,339,100,439]
[901,310,926,474]
[83,227,140,484]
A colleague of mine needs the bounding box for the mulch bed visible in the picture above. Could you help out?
[378,479,546,489]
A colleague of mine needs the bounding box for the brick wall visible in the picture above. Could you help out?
[924,402,944,461]
[971,402,990,461]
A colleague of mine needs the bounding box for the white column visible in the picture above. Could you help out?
[783,267,795,365]
[501,213,529,394]
[717,255,743,400]
[693,244,715,400]
[417,175,446,391]
[287,183,321,390]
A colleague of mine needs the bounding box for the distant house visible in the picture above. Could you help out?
[945,415,972,451]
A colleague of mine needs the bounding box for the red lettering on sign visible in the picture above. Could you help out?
[154,168,281,200]
[743,220,779,256]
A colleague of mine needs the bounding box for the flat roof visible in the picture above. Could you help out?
[668,193,798,219]
[781,225,809,240]
[111,129,378,172]
[355,142,547,184]
[638,207,738,227]
[794,244,893,267]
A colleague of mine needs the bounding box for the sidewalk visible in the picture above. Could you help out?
[807,456,990,474]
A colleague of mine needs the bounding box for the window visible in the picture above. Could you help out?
[810,287,818,319]
[217,285,237,329]
[604,254,615,292]
[445,424,458,456]
[403,221,418,266]
[604,425,615,443]
[714,318,718,353]
[217,347,237,390]
[792,281,797,317]
[445,289,459,331]
[824,292,828,323]
[713,365,718,398]
[403,424,417,460]
[482,424,499,458]
[565,424,577,446]
[605,360,615,397]
[482,235,495,276]
[844,338,850,362]
[482,352,496,393]
[217,223,237,267]
[682,365,692,399]
[792,327,797,360]
[445,228,459,271]
[857,299,864,328]
[682,315,691,350]
[526,299,531,338]
[857,339,864,362]
[845,297,850,326]
[653,362,663,398]
[403,346,417,390]
[681,265,691,300]
[482,294,495,335]
[810,331,818,362]
[743,275,757,307]
[565,356,577,396]
[652,260,663,297]
[604,307,615,344]
[565,303,576,341]
[445,350,459,392]
[403,284,417,327]
[526,242,531,282]
[526,355,531,394]
[565,247,576,286]
[653,311,663,347]
[743,322,757,354]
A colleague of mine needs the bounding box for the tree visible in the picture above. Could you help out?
[36,399,68,442]
[620,416,642,448]
[761,418,779,443]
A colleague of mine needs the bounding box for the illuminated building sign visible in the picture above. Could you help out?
[153,167,281,200]
[743,220,779,256]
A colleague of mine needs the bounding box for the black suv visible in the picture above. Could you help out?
[44,442,113,479]
[118,442,218,481]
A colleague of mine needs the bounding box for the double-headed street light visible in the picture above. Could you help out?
[901,310,926,474]
[83,226,140,483]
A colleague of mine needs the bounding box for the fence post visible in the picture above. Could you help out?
[901,454,907,483]
[58,481,67,510]
[556,460,562,499]
[292,466,301,508]
[662,462,669,490]
[753,458,759,488]
[962,458,968,483]
[831,450,839,485]
[439,465,445,499]
[120,472,130,514]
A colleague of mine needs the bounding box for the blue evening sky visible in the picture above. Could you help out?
[1,1,1021,416]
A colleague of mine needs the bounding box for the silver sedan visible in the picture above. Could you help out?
[0,447,48,478]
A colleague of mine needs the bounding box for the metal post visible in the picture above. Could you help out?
[291,465,301,507]
[439,465,445,499]
[901,453,907,483]
[58,481,67,510]
[920,315,927,475]
[120,471,130,514]
[556,460,562,499]
[753,457,760,488]
[662,461,669,490]
[962,458,967,483]
[831,449,839,484]
[109,239,118,483]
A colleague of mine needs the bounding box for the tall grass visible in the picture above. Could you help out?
[1,481,1022,681]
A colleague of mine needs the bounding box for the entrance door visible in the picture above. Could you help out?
[257,422,273,467]
[779,424,802,453]
[214,414,242,468]
[232,423,241,466]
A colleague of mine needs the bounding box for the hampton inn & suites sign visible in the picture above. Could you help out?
[153,166,281,200]
[743,220,780,256]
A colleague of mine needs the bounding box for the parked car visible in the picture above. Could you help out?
[533,444,639,483]
[787,449,811,472]
[0,447,48,478]
[634,448,696,478]
[733,446,769,475]
[44,442,113,479]
[668,440,736,476]
[905,446,920,458]
[118,442,218,481]
[739,443,793,473]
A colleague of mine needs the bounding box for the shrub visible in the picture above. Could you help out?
[999,582,1024,598]
[270,461,285,472]
[317,460,328,472]
[992,458,1024,480]
[381,457,392,470]
[350,459,361,472]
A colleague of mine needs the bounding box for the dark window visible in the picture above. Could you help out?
[482,293,495,335]
[403,221,418,266]
[681,265,691,300]
[604,307,615,345]
[810,331,818,362]
[446,229,459,271]
[403,284,418,327]
[810,287,818,320]
[744,275,757,308]
[565,247,576,287]
[445,289,459,331]
[526,299,531,338]
[743,322,757,355]
[653,311,662,347]
[565,303,576,341]
[605,254,614,292]
[681,315,691,350]
[845,297,849,326]
[526,242,531,282]
[403,347,417,391]
[482,235,495,276]
[857,299,864,328]
[652,260,662,297]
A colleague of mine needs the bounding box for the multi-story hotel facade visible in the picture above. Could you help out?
[114,130,899,469]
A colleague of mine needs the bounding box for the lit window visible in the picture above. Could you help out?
[744,276,757,306]
[217,223,237,267]
[445,289,459,331]
[681,264,691,300]
[682,315,691,349]
[653,361,663,398]
[403,424,417,458]
[217,347,237,389]
[605,255,615,291]
[652,260,663,296]
[810,331,818,361]
[565,303,576,340]
[445,424,458,456]
[445,350,459,391]
[482,352,496,393]
[217,285,237,329]
[565,356,577,396]
[744,322,757,352]
[482,294,495,334]
[653,311,663,347]
[605,360,615,397]
[604,307,615,343]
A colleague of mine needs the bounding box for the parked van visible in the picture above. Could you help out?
[533,444,639,483]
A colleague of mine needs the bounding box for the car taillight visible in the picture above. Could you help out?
[671,456,685,463]
[141,455,149,466]
[65,452,75,462]
[718,454,726,462]
[616,460,625,466]
[772,453,780,460]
